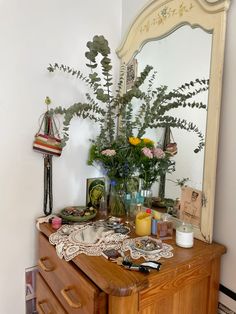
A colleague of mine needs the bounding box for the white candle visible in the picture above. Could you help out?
[176,223,194,248]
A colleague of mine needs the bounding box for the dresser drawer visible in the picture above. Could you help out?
[38,232,107,314]
[36,272,66,314]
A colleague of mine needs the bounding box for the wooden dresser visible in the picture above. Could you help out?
[36,223,226,314]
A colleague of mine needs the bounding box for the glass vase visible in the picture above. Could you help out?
[108,178,139,218]
[140,188,153,208]
[108,181,126,217]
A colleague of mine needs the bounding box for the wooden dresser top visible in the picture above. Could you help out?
[38,222,226,297]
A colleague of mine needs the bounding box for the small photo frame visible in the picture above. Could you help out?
[180,186,202,227]
[126,58,138,90]
[86,177,105,208]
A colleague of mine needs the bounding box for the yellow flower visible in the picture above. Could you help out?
[129,137,141,145]
[142,138,154,145]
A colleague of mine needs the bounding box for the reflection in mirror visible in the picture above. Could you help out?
[117,0,230,243]
[129,24,212,201]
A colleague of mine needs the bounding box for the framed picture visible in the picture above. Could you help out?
[86,177,105,208]
[25,266,38,314]
[180,186,202,227]
[126,58,138,90]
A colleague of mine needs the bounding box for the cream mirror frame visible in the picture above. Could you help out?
[116,0,230,243]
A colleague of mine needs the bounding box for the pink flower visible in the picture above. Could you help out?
[101,149,116,156]
[142,147,153,159]
[153,147,165,158]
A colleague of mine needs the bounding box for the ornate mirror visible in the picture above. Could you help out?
[117,0,230,242]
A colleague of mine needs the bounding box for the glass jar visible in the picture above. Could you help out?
[99,195,107,218]
[157,213,173,239]
[140,188,152,208]
[176,222,194,248]
[129,192,138,219]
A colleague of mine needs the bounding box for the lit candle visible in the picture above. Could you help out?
[135,211,151,236]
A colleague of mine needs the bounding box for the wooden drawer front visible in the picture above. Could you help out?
[36,272,66,314]
[38,233,106,314]
[139,263,211,312]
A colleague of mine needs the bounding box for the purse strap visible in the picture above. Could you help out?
[170,128,175,143]
[51,115,60,137]
[36,112,60,138]
[36,113,46,134]
[43,155,53,216]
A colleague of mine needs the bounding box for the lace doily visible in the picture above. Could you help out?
[36,214,56,231]
[121,237,174,261]
[49,224,129,261]
[49,223,174,262]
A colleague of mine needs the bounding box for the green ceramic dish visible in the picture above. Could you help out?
[59,206,97,222]
[153,198,175,208]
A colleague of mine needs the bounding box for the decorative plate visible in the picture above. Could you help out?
[59,206,97,222]
[152,197,174,208]
[131,236,163,255]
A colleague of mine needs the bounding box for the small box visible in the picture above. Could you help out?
[157,219,173,240]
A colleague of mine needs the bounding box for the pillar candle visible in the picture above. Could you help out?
[135,212,151,236]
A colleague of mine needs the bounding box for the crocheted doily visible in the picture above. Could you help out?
[49,223,129,261]
[121,237,174,261]
[49,224,174,262]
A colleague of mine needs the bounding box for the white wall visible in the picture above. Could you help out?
[122,0,236,310]
[0,1,121,313]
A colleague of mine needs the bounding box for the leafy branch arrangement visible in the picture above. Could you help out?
[47,35,208,186]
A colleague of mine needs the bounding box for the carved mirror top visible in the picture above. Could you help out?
[117,0,230,243]
[117,0,230,63]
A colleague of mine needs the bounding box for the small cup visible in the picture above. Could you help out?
[52,217,62,230]
[151,218,158,235]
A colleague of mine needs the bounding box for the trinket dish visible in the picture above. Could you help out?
[132,237,163,254]
[59,206,97,222]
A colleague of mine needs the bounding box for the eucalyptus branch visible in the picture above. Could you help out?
[47,35,208,156]
[176,78,209,92]
[51,102,104,146]
[150,116,205,152]
[157,100,207,116]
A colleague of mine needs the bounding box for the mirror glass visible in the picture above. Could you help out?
[117,0,230,242]
[128,24,212,200]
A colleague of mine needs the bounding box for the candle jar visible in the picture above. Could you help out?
[135,211,151,236]
[176,222,194,248]
[151,218,158,235]
[157,214,173,239]
[52,217,62,230]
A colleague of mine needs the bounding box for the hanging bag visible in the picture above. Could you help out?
[33,113,62,157]
[165,129,177,156]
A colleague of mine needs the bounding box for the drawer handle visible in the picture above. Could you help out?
[61,287,81,309]
[38,257,55,272]
[38,300,53,314]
